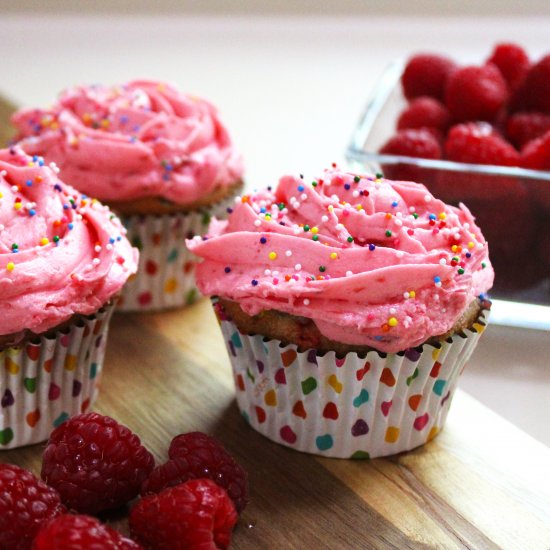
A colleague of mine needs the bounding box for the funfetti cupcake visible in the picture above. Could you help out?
[0,147,138,449]
[11,80,244,311]
[187,168,494,459]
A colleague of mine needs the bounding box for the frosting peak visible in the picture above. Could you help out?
[188,169,494,352]
[0,148,138,338]
[11,80,244,205]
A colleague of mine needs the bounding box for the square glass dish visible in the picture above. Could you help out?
[346,61,550,329]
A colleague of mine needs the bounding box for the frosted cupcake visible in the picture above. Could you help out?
[0,147,138,448]
[11,80,244,310]
[188,169,494,458]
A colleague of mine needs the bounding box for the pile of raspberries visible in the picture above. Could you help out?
[380,43,550,170]
[0,412,249,549]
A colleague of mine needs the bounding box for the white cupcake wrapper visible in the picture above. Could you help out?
[0,303,115,450]
[118,194,237,312]
[216,301,489,458]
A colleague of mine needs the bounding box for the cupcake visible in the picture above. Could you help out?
[11,80,244,311]
[187,168,494,458]
[0,147,138,449]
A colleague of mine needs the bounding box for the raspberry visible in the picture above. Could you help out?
[397,97,450,134]
[444,122,519,166]
[444,64,508,122]
[141,432,249,514]
[130,479,238,550]
[516,54,550,113]
[379,128,442,184]
[435,123,521,202]
[486,43,530,93]
[379,128,442,159]
[32,514,141,550]
[521,129,550,170]
[0,464,65,550]
[506,112,550,149]
[41,412,155,514]
[401,53,457,101]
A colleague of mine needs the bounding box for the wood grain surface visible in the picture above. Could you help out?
[0,95,15,146]
[2,299,550,550]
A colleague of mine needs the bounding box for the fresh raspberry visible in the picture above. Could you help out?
[41,412,155,514]
[401,53,457,101]
[141,431,249,514]
[434,122,522,203]
[0,464,65,550]
[32,514,141,550]
[380,128,442,159]
[379,128,442,184]
[486,43,530,93]
[397,96,450,134]
[521,129,550,170]
[444,64,508,122]
[506,112,550,149]
[130,479,238,550]
[516,54,550,113]
[444,122,519,166]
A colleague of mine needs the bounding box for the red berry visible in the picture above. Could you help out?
[521,129,550,170]
[379,129,442,184]
[32,514,141,550]
[0,464,65,550]
[397,97,450,134]
[141,432,249,514]
[445,64,508,122]
[444,122,519,166]
[401,53,457,101]
[435,123,522,203]
[516,54,550,114]
[506,112,550,149]
[380,128,442,159]
[486,43,530,93]
[130,479,238,550]
[41,412,155,514]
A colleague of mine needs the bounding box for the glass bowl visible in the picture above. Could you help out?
[346,61,550,328]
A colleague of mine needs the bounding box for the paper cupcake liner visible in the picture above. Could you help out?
[0,303,115,450]
[118,194,237,312]
[216,301,490,458]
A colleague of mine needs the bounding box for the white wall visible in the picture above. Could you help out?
[1,0,549,15]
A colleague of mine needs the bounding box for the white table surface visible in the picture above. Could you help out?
[1,12,549,447]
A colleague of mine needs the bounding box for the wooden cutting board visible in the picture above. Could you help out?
[3,300,550,550]
[0,95,16,146]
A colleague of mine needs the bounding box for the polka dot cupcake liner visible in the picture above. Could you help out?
[0,302,115,450]
[118,195,238,312]
[216,301,489,459]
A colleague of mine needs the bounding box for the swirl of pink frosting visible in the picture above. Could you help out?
[188,169,494,353]
[0,148,138,338]
[11,80,244,204]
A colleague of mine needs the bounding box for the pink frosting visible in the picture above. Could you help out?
[188,169,494,353]
[0,148,138,337]
[11,80,244,205]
